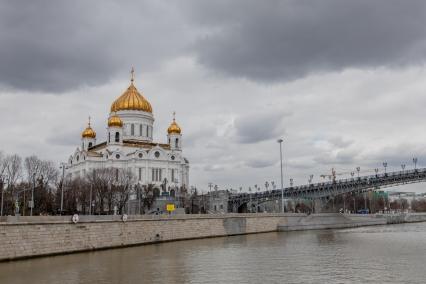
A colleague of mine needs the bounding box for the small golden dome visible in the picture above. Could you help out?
[82,118,96,138]
[167,112,181,134]
[110,68,152,113]
[108,114,123,127]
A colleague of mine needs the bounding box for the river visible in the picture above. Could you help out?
[1,222,426,283]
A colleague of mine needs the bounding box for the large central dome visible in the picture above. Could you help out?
[110,72,152,113]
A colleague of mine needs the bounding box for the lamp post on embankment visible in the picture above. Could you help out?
[277,138,284,213]
[0,176,4,217]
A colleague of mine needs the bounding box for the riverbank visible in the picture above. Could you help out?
[1,213,426,261]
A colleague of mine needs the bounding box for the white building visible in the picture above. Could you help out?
[65,70,189,195]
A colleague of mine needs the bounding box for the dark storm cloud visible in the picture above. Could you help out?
[0,1,186,92]
[187,0,426,82]
[4,1,426,93]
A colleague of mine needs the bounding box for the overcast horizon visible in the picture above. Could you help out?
[2,1,426,192]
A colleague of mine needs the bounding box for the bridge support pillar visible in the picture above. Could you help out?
[313,199,327,213]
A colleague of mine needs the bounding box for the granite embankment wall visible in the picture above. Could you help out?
[1,213,425,261]
[278,213,386,231]
[378,212,426,224]
[0,213,304,261]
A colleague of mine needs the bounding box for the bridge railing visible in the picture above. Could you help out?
[229,168,426,204]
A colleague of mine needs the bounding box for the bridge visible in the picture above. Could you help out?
[228,168,426,212]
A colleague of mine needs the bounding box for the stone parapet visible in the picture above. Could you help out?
[0,213,303,261]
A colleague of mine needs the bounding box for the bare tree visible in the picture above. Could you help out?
[87,168,115,214]
[39,160,59,189]
[23,155,59,215]
[0,151,6,177]
[4,154,22,213]
[115,169,135,214]
[24,155,42,184]
[142,184,156,211]
[25,156,58,189]
[4,154,22,189]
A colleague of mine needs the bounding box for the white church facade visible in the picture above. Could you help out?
[65,69,189,194]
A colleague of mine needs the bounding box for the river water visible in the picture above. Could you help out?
[1,222,426,284]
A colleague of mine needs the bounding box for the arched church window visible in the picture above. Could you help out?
[175,138,179,148]
[108,133,110,143]
[131,124,135,136]
[139,124,143,136]
[88,142,93,148]
[154,151,160,158]
[115,132,120,142]
[76,155,79,162]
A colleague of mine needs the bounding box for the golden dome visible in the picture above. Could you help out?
[110,68,152,113]
[108,114,123,127]
[82,118,96,138]
[167,113,181,134]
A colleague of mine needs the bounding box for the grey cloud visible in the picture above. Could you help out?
[234,111,286,144]
[187,0,426,82]
[0,1,187,92]
[45,128,81,147]
[364,144,426,170]
[328,137,354,149]
[245,159,274,169]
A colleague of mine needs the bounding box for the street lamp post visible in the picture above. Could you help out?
[60,163,66,214]
[374,168,379,177]
[383,162,388,175]
[364,192,368,212]
[308,175,313,185]
[277,138,284,213]
[343,194,346,213]
[0,177,4,217]
[248,186,252,213]
[353,197,356,213]
[89,184,93,215]
[413,157,418,170]
[356,167,360,178]
[30,173,35,216]
[401,164,406,173]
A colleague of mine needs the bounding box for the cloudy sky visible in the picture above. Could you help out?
[1,0,426,192]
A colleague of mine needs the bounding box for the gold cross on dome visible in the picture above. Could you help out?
[130,67,135,83]
[88,116,91,126]
[173,111,176,121]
